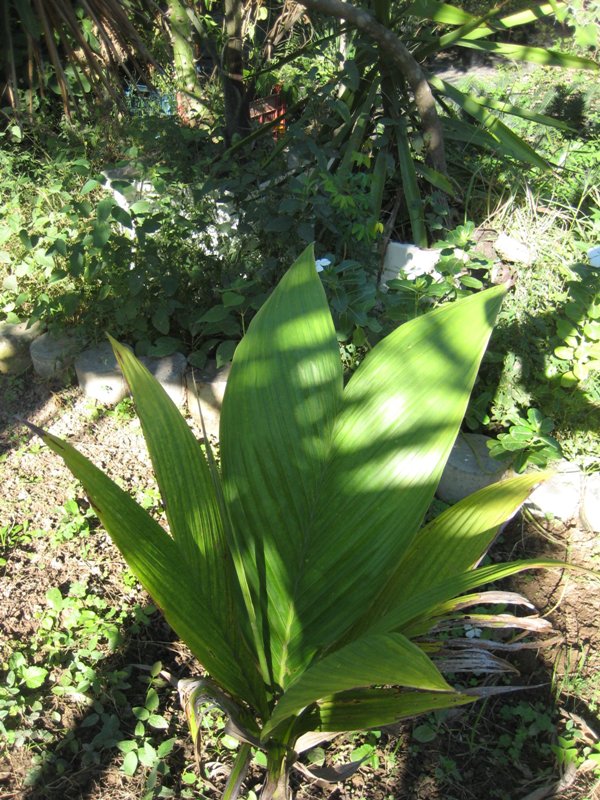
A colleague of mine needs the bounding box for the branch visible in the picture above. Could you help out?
[298,0,447,174]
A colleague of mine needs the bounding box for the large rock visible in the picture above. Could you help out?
[437,433,511,504]
[494,233,534,265]
[139,353,187,407]
[186,361,230,440]
[30,332,81,379]
[75,342,130,405]
[525,460,584,524]
[380,242,441,287]
[0,321,43,375]
[581,472,600,532]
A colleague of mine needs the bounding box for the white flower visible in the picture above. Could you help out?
[315,258,331,273]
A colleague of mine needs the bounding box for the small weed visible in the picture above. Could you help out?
[494,702,555,766]
[117,662,173,778]
[52,497,96,544]
[107,397,136,422]
[0,520,42,564]
[487,408,562,472]
[552,718,600,777]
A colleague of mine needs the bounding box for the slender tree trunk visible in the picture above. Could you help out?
[168,0,203,124]
[223,0,250,144]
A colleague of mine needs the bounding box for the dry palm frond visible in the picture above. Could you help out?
[1,0,157,118]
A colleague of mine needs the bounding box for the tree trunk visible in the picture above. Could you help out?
[168,0,204,124]
[223,0,250,144]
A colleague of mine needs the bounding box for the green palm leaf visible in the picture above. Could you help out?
[33,427,264,708]
[454,39,599,71]
[108,338,266,711]
[309,687,476,732]
[373,558,569,636]
[370,472,549,620]
[402,0,474,25]
[433,3,559,51]
[221,247,505,690]
[220,246,343,690]
[262,632,452,738]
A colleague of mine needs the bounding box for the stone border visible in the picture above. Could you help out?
[2,321,598,531]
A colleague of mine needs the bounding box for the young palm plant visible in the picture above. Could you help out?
[32,247,565,799]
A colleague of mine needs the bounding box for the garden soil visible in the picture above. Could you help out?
[1,372,599,800]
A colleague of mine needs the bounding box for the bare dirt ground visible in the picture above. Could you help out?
[1,371,599,800]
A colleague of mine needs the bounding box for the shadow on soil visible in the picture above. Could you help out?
[0,372,73,459]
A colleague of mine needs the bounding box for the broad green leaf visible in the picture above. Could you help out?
[222,252,505,689]
[22,666,48,689]
[262,632,451,738]
[35,427,263,709]
[454,40,599,71]
[414,162,457,197]
[441,117,500,150]
[461,94,573,132]
[289,284,506,663]
[220,246,343,690]
[222,251,504,687]
[369,472,550,620]
[459,4,568,42]
[97,197,114,221]
[130,199,152,215]
[309,687,476,732]
[435,3,560,50]
[92,221,111,248]
[429,77,550,169]
[122,750,138,776]
[81,178,100,194]
[109,339,265,711]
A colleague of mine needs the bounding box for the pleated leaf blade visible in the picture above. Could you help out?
[262,632,452,739]
[429,77,550,169]
[108,338,265,708]
[220,245,343,690]
[311,687,476,732]
[366,472,550,622]
[454,39,599,71]
[287,284,506,664]
[36,428,263,707]
[221,249,506,692]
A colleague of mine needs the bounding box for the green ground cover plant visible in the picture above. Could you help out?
[28,247,569,799]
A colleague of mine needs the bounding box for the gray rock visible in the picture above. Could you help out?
[75,342,130,405]
[186,361,231,439]
[581,472,600,532]
[525,460,584,523]
[30,332,81,379]
[437,433,512,504]
[139,353,187,407]
[494,233,534,265]
[0,321,43,375]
